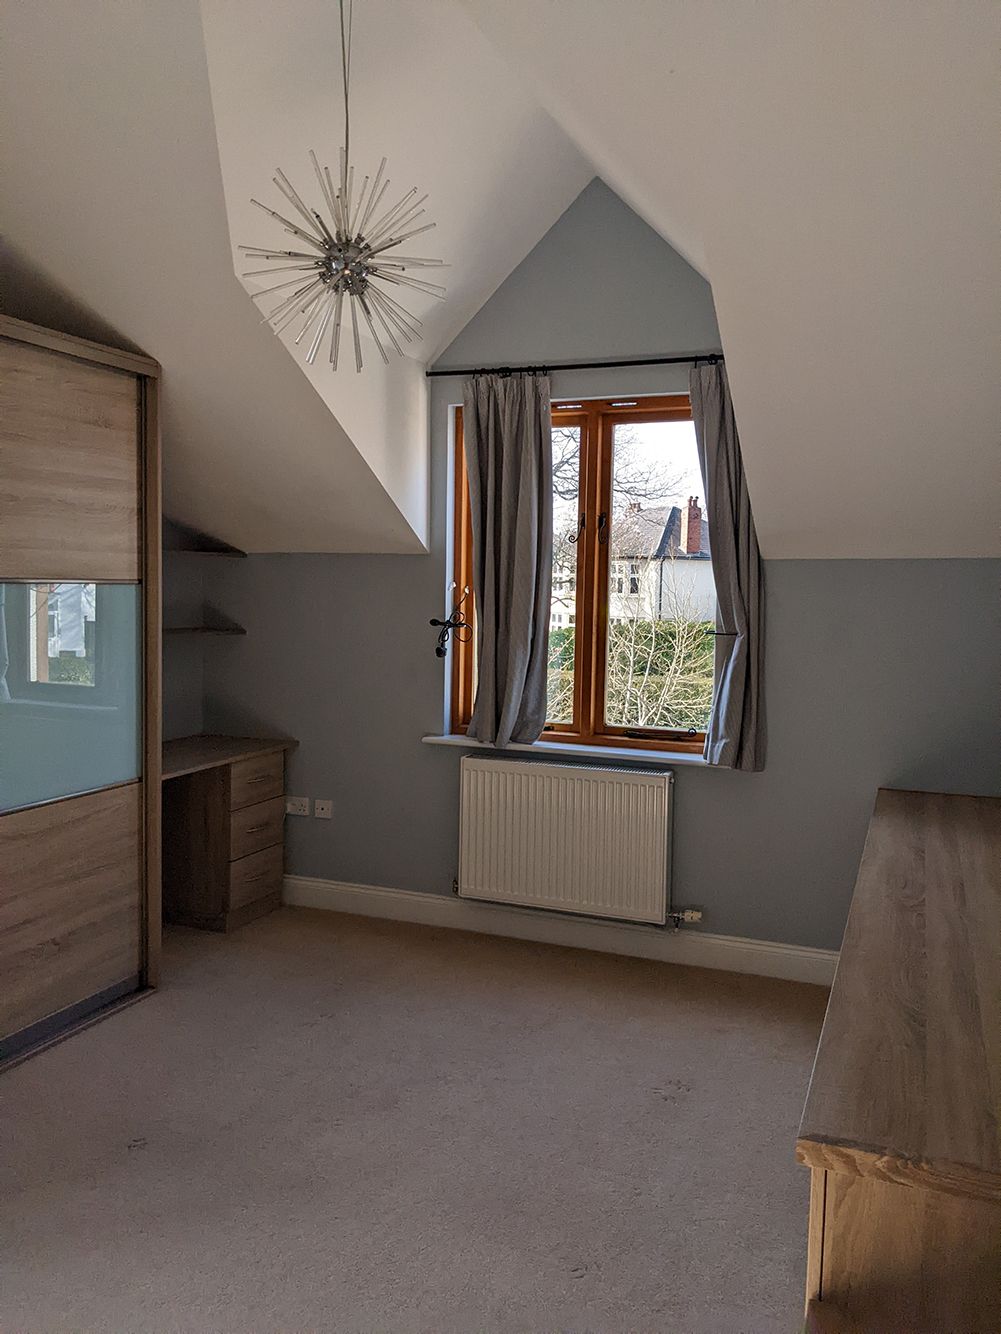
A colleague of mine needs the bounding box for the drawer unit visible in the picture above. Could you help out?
[230,796,285,862]
[229,843,284,911]
[162,736,294,933]
[230,750,284,810]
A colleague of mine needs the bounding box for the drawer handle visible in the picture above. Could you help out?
[247,775,271,783]
[244,871,266,883]
[246,823,269,833]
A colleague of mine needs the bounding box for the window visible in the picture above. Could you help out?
[452,395,716,753]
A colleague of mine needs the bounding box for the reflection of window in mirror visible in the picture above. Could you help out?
[28,582,97,687]
[0,581,139,709]
[0,581,142,813]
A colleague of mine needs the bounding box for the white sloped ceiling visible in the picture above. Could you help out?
[457,0,1001,558]
[0,0,590,552]
[4,1,997,558]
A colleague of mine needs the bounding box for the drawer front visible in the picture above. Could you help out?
[230,796,285,862]
[228,843,284,911]
[230,751,284,811]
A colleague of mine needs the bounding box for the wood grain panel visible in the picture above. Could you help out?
[0,337,140,580]
[229,796,285,862]
[805,1299,859,1333]
[0,314,160,379]
[141,374,162,985]
[229,843,284,910]
[162,734,293,782]
[820,1171,1001,1331]
[798,789,1001,1201]
[0,784,141,1037]
[229,750,284,811]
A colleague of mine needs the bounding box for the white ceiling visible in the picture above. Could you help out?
[0,0,590,553]
[458,0,1001,558]
[201,0,592,361]
[3,1,998,558]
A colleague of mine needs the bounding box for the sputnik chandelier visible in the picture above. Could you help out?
[240,0,445,372]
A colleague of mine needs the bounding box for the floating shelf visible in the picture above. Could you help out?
[163,517,247,557]
[163,624,246,637]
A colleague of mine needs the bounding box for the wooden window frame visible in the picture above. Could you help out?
[451,394,707,755]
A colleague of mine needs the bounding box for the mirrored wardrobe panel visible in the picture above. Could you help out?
[0,582,142,813]
[0,316,160,1065]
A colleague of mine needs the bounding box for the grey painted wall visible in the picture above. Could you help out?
[202,554,1001,951]
[195,177,1001,951]
[434,178,721,372]
[162,552,205,740]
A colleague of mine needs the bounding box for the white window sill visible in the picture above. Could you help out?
[421,733,707,767]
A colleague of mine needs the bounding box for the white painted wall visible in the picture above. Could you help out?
[199,0,593,542]
[0,0,590,553]
[0,0,422,553]
[457,0,1001,559]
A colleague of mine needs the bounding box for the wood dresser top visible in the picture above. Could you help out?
[162,734,297,782]
[797,788,1001,1202]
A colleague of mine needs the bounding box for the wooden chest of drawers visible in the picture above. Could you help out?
[798,790,1001,1331]
[161,736,295,932]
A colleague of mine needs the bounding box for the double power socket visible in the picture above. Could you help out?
[286,797,331,820]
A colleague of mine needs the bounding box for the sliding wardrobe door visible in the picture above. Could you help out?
[0,318,160,1063]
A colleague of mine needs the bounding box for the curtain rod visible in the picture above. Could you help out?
[424,352,724,379]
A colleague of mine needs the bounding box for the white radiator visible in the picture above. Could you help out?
[458,756,673,924]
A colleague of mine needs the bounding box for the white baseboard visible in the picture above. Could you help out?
[283,876,838,987]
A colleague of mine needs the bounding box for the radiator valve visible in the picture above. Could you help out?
[667,908,703,929]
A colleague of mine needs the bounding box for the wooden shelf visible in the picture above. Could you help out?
[163,624,245,636]
[163,517,246,557]
[162,734,296,782]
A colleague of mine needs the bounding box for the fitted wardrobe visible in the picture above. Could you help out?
[0,316,161,1063]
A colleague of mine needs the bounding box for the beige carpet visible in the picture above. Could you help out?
[0,909,827,1334]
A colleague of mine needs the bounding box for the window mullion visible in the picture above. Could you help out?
[571,405,601,740]
[590,411,614,739]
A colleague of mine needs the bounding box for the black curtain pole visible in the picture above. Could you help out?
[424,352,724,379]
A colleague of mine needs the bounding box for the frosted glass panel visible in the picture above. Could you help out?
[0,583,141,812]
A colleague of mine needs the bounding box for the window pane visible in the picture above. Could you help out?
[0,582,142,812]
[547,423,581,723]
[604,421,715,731]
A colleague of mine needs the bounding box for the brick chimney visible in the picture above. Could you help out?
[680,496,702,554]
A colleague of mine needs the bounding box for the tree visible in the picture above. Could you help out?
[545,421,712,732]
[545,556,714,732]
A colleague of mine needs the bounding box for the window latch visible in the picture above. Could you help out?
[597,512,608,545]
[567,513,585,544]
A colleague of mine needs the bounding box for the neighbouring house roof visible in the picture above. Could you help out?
[611,505,711,561]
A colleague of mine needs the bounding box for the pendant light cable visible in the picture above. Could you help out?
[244,0,445,373]
[339,0,353,168]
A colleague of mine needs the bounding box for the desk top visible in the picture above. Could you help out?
[162,734,296,782]
[797,788,1001,1202]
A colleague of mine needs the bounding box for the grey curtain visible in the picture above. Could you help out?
[690,362,765,770]
[462,373,553,746]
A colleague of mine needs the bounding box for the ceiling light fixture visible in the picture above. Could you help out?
[240,0,445,372]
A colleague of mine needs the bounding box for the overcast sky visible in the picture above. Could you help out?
[614,420,704,510]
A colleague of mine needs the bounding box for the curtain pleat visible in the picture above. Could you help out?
[462,373,553,747]
[690,362,766,770]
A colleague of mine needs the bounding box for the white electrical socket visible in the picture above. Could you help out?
[314,799,333,820]
[286,796,310,816]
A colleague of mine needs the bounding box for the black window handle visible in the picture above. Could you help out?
[597,512,608,545]
[567,513,585,544]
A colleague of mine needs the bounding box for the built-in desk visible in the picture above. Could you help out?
[162,735,296,932]
[798,788,1001,1331]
